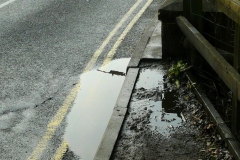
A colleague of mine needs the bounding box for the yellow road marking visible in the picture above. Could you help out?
[0,0,17,9]
[53,0,154,159]
[27,83,80,160]
[101,0,154,68]
[27,0,142,159]
[51,140,68,160]
[83,0,143,73]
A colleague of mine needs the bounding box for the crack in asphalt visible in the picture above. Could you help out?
[0,80,78,116]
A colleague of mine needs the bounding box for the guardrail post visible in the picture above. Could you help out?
[232,22,240,138]
[190,0,202,32]
[183,0,203,67]
[183,0,191,20]
[183,0,202,32]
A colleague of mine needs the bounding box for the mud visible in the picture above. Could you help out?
[111,61,233,160]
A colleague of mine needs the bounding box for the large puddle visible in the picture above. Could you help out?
[63,58,130,160]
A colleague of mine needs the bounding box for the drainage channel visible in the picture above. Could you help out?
[63,58,130,160]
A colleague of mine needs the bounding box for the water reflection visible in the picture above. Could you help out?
[64,58,130,160]
[135,68,183,135]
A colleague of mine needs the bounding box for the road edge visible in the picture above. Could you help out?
[94,12,160,160]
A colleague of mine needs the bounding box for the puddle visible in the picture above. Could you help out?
[133,67,183,136]
[63,58,130,160]
[148,91,182,135]
[136,69,164,89]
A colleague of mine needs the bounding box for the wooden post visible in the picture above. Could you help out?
[183,0,191,20]
[183,0,203,69]
[190,0,203,33]
[232,22,240,137]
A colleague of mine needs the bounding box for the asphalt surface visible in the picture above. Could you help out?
[0,0,164,159]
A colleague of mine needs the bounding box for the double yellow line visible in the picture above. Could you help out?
[28,0,153,159]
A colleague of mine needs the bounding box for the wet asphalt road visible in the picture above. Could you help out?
[0,0,164,159]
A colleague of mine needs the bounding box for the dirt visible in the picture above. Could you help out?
[111,60,233,160]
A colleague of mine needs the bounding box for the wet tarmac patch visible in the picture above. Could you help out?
[63,58,130,160]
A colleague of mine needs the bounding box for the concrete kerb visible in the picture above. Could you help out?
[127,12,160,71]
[94,68,139,160]
[186,72,240,160]
[94,12,161,160]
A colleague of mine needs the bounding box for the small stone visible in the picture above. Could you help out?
[148,109,153,113]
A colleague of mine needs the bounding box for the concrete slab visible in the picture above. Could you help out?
[142,21,162,59]
[127,14,159,70]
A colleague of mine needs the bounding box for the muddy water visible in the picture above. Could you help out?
[133,67,183,135]
[63,58,130,160]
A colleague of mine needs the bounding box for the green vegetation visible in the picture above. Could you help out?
[167,60,192,88]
